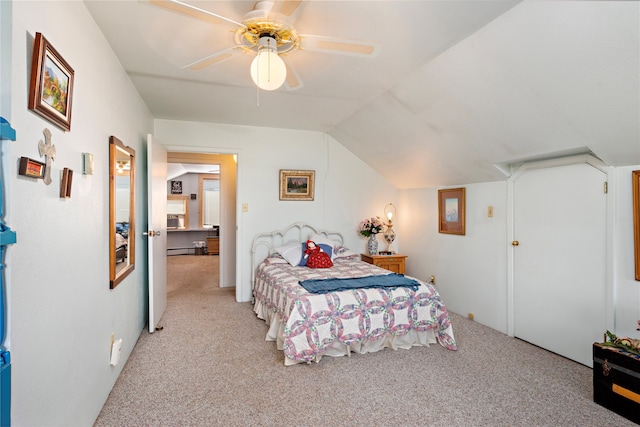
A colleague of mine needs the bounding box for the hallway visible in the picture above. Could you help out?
[167,254,221,298]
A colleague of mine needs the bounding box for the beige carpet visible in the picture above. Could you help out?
[95,255,635,426]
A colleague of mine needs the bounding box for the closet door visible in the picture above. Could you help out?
[513,162,606,366]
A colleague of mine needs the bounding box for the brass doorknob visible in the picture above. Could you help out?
[512,240,519,246]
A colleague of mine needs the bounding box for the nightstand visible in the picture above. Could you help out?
[361,254,407,274]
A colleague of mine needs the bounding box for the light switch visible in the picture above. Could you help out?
[82,153,94,175]
[242,203,248,212]
[487,206,494,217]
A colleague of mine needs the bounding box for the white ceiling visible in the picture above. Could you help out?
[166,163,220,181]
[85,0,640,188]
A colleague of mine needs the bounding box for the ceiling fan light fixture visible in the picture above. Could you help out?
[250,35,286,91]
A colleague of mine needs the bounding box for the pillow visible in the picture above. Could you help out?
[264,253,288,265]
[275,242,303,266]
[334,245,357,259]
[309,234,338,258]
[299,243,333,266]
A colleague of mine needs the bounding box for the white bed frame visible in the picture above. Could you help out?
[250,222,344,295]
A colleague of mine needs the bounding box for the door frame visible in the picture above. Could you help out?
[164,146,240,299]
[506,154,615,337]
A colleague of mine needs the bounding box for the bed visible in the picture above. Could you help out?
[251,222,457,365]
[115,231,128,263]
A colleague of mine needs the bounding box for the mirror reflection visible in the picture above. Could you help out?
[109,136,135,289]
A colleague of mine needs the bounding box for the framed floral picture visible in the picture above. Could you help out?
[438,187,465,235]
[28,32,74,131]
[279,169,315,201]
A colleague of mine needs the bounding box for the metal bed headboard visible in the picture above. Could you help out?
[250,222,344,294]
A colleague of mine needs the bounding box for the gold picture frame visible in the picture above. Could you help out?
[28,32,74,131]
[438,187,465,235]
[633,170,640,281]
[279,169,315,201]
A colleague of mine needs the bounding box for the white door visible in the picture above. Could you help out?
[147,135,167,333]
[513,162,607,366]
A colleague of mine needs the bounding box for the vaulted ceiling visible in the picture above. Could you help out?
[85,0,639,189]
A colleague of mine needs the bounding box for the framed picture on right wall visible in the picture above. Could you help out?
[633,170,640,280]
[438,187,465,235]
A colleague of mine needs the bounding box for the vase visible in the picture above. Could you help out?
[367,234,378,255]
[383,225,396,252]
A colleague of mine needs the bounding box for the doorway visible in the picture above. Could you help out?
[166,152,237,289]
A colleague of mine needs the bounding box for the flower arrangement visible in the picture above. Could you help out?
[358,216,384,237]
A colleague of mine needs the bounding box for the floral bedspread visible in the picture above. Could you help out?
[253,255,457,363]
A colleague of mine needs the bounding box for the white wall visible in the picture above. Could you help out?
[400,169,640,339]
[7,2,153,426]
[400,182,508,332]
[154,120,399,302]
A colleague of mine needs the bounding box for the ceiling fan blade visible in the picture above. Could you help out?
[299,35,381,58]
[182,46,243,71]
[283,59,303,91]
[268,0,304,20]
[148,0,245,28]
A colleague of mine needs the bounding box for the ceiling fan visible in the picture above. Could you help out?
[147,0,381,91]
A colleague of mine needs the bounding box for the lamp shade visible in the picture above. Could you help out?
[250,36,286,91]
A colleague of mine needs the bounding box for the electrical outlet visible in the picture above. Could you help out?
[468,313,474,320]
[110,338,123,366]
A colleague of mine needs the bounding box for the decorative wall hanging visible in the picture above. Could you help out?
[60,168,73,198]
[438,187,466,235]
[170,180,182,194]
[18,157,45,179]
[37,128,55,185]
[279,169,315,201]
[28,32,74,131]
[633,170,640,281]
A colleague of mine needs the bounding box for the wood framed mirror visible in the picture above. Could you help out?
[109,136,135,289]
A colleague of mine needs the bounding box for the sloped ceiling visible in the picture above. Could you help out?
[330,1,640,187]
[85,1,640,189]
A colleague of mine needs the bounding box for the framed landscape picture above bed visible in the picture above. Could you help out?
[279,169,315,201]
[438,187,465,235]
